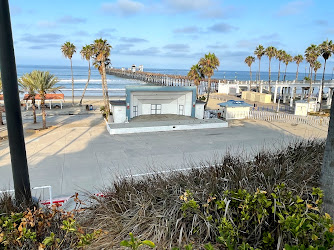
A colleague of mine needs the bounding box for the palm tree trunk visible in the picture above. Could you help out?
[321,89,334,215]
[258,59,261,81]
[70,59,74,106]
[32,98,36,124]
[320,59,327,111]
[41,96,46,129]
[204,77,211,109]
[102,61,110,120]
[195,81,199,99]
[79,61,91,106]
[308,69,313,103]
[278,61,281,81]
[314,72,317,82]
[268,59,271,90]
[284,65,288,81]
[249,66,252,90]
[296,64,299,80]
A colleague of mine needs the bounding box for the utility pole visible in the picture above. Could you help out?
[0,0,32,203]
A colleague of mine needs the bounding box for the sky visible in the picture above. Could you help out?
[8,0,334,72]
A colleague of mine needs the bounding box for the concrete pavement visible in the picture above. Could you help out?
[0,114,325,199]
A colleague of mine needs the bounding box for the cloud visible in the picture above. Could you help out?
[74,30,90,36]
[57,15,86,24]
[208,22,238,33]
[120,37,148,43]
[115,47,161,56]
[21,33,64,44]
[173,26,201,34]
[314,20,328,26]
[101,0,144,16]
[162,0,238,19]
[164,0,213,11]
[37,21,57,28]
[95,28,117,38]
[277,0,312,16]
[28,44,60,50]
[207,44,229,49]
[163,44,190,52]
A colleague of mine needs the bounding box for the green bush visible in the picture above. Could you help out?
[0,194,102,249]
[179,184,334,249]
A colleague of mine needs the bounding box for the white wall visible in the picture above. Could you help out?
[130,91,193,117]
[113,106,127,123]
[195,103,205,119]
[222,107,250,120]
[218,82,240,94]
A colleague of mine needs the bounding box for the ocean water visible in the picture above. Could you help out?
[16,65,146,97]
[16,65,334,97]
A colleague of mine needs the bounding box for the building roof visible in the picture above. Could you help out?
[125,85,196,92]
[218,100,252,107]
[110,100,126,106]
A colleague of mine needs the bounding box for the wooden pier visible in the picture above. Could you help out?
[106,68,221,91]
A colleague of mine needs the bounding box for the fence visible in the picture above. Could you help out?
[246,111,329,128]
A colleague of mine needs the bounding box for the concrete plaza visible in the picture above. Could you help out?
[0,114,327,198]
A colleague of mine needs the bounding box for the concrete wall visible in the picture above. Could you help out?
[218,82,240,95]
[195,103,205,119]
[129,91,193,117]
[241,91,271,103]
[112,105,127,123]
[221,106,250,120]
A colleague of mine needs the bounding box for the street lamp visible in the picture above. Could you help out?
[0,0,32,203]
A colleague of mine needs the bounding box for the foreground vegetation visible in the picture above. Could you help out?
[2,140,334,249]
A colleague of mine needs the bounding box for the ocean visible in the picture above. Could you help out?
[16,65,334,97]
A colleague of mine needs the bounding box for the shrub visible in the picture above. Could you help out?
[80,140,325,248]
[0,193,102,249]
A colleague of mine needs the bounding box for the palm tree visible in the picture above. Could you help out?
[305,44,320,102]
[313,61,322,82]
[187,64,203,98]
[293,54,304,80]
[265,46,277,90]
[198,53,220,108]
[244,56,255,89]
[283,53,293,81]
[0,76,3,125]
[61,42,76,106]
[254,45,265,82]
[92,38,112,119]
[79,45,93,106]
[319,39,333,109]
[276,50,286,82]
[19,72,38,123]
[33,71,61,129]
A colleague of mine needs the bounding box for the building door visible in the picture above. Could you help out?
[151,104,161,114]
[179,105,184,115]
[133,106,138,117]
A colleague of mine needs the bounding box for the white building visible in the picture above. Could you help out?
[109,86,205,123]
[218,100,252,120]
[294,100,319,116]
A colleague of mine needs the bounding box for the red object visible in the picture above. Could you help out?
[23,93,64,100]
[127,105,129,109]
[40,196,70,207]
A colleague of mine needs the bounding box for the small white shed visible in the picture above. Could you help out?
[294,100,319,116]
[218,82,240,95]
[218,100,252,120]
[110,101,127,123]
